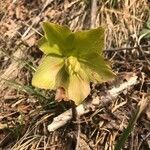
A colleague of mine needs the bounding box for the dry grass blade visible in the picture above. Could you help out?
[0,0,149,149]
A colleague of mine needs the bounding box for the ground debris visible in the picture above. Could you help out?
[0,0,149,149]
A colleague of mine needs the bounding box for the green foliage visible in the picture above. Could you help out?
[115,98,147,150]
[2,78,55,109]
[115,108,139,150]
[32,22,115,105]
[139,20,150,40]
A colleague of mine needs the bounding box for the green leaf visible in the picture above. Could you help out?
[72,27,105,56]
[37,37,61,55]
[79,53,115,82]
[42,22,71,55]
[146,20,150,29]
[63,33,75,56]
[55,65,69,89]
[32,56,64,89]
[140,29,150,39]
[139,20,150,39]
[67,74,90,105]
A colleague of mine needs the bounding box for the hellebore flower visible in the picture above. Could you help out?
[32,22,115,105]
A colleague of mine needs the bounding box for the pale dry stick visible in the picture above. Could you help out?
[12,0,18,3]
[75,115,81,150]
[47,74,138,132]
[91,0,97,28]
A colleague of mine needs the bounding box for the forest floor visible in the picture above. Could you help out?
[0,0,150,150]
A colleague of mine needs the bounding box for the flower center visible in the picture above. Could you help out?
[65,56,80,74]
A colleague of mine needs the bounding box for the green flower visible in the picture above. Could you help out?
[32,22,115,105]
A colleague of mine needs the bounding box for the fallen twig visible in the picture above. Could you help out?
[104,44,150,52]
[91,0,97,28]
[48,73,138,132]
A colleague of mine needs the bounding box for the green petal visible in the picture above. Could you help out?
[55,65,69,89]
[32,56,64,89]
[37,37,61,55]
[42,22,71,54]
[67,74,90,105]
[80,65,101,82]
[72,27,104,56]
[79,53,116,82]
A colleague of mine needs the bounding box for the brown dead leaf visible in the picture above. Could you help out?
[15,2,28,20]
[3,20,19,38]
[25,35,37,47]
[55,87,67,102]
[0,123,7,130]
[17,104,31,114]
